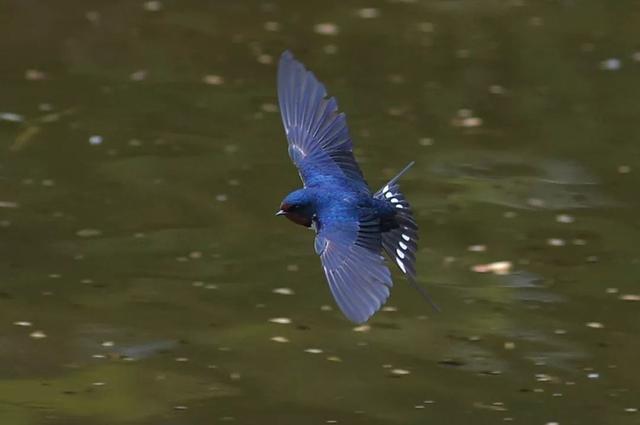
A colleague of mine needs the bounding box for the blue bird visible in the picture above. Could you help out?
[275,51,438,324]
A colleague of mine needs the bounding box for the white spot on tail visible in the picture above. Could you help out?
[383,185,390,193]
[396,257,407,273]
[396,204,404,209]
[399,241,408,250]
[391,198,399,203]
[401,234,410,241]
[396,249,405,259]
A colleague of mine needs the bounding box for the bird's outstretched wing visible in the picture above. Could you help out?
[314,215,392,324]
[278,50,367,190]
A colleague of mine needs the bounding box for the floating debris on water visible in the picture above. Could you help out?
[586,322,604,329]
[272,287,295,295]
[620,294,640,301]
[143,1,162,12]
[451,109,483,128]
[130,70,147,81]
[0,201,18,208]
[556,214,575,223]
[600,58,621,71]
[618,165,632,174]
[261,103,278,113]
[264,21,280,31]
[547,238,566,247]
[320,305,333,311]
[13,321,32,327]
[257,54,273,65]
[314,22,339,35]
[203,74,224,85]
[356,8,380,19]
[76,228,102,238]
[30,330,47,339]
[382,306,397,312]
[89,135,103,145]
[390,368,411,376]
[467,244,487,252]
[215,194,228,202]
[0,112,24,122]
[353,324,370,333]
[286,264,299,272]
[489,84,506,95]
[25,69,47,80]
[269,317,292,324]
[188,251,203,259]
[327,356,342,362]
[472,261,512,275]
[304,348,323,354]
[270,336,289,343]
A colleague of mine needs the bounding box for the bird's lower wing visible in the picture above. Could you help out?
[314,218,392,324]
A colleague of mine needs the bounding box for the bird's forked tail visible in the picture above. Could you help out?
[374,162,440,312]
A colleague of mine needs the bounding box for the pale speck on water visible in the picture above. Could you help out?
[272,287,295,295]
[88,135,103,145]
[143,1,162,12]
[269,317,292,325]
[202,74,224,85]
[356,8,380,19]
[390,368,411,376]
[555,214,574,223]
[352,324,371,333]
[29,330,47,339]
[547,238,565,247]
[264,21,281,32]
[314,23,339,35]
[76,228,102,237]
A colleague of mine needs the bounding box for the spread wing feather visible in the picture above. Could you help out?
[278,51,367,189]
[314,217,391,324]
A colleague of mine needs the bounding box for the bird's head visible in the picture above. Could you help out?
[276,189,315,228]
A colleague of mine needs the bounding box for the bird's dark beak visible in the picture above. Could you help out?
[275,209,286,216]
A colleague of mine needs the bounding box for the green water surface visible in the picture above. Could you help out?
[1,1,639,424]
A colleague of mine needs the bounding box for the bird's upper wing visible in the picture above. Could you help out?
[278,51,368,189]
[314,214,392,324]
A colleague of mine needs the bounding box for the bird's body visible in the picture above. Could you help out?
[275,51,437,323]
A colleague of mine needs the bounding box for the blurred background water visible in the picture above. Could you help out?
[1,1,639,424]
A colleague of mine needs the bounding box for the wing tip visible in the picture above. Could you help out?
[280,49,294,62]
